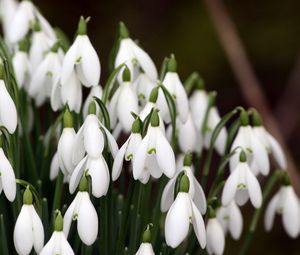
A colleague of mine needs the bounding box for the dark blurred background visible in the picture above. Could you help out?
[35,0,300,254]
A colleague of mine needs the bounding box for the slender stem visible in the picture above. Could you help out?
[51,171,64,227]
[239,171,281,255]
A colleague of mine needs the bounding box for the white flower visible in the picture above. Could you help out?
[40,212,74,255]
[189,89,227,155]
[83,85,103,118]
[12,49,31,89]
[157,69,189,124]
[7,0,56,43]
[135,243,155,255]
[252,126,286,170]
[61,18,100,88]
[63,191,98,245]
[206,218,225,255]
[230,124,270,176]
[161,164,206,214]
[72,112,118,165]
[222,153,262,208]
[0,147,16,201]
[69,154,110,198]
[115,23,157,81]
[165,175,206,248]
[216,201,243,240]
[40,231,74,255]
[109,72,139,132]
[0,79,18,134]
[133,73,156,107]
[264,183,300,238]
[57,127,76,177]
[177,113,202,153]
[14,189,44,255]
[29,29,54,70]
[112,125,142,181]
[133,111,175,182]
[0,0,18,39]
[29,45,62,106]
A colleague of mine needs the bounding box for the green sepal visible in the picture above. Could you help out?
[119,21,129,39]
[54,211,63,232]
[23,186,33,205]
[179,174,190,193]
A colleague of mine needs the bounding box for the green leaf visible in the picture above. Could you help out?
[93,97,111,130]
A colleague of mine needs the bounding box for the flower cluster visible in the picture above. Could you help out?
[0,0,299,255]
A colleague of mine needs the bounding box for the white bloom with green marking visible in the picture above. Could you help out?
[206,218,225,255]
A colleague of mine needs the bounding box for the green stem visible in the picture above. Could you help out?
[239,171,281,255]
[51,171,64,226]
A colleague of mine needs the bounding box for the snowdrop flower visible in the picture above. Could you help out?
[83,85,103,118]
[29,22,55,70]
[161,153,206,214]
[112,117,142,181]
[61,16,100,88]
[115,22,157,81]
[206,208,225,255]
[0,138,16,201]
[108,67,139,132]
[14,187,44,255]
[264,175,300,238]
[57,110,76,178]
[230,110,269,176]
[177,113,202,153]
[69,153,110,198]
[133,109,175,182]
[0,0,17,40]
[165,174,206,248]
[72,101,118,165]
[64,175,98,245]
[0,63,18,134]
[29,42,62,106]
[135,224,155,255]
[222,151,262,208]
[251,109,287,170]
[216,201,243,240]
[7,0,56,43]
[133,73,156,107]
[12,39,31,90]
[40,211,74,255]
[156,55,189,123]
[190,88,227,155]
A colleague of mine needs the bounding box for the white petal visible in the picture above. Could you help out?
[161,177,177,212]
[117,82,139,132]
[14,205,34,255]
[63,197,77,238]
[264,192,279,232]
[112,140,128,181]
[39,233,55,255]
[131,40,157,80]
[79,35,100,87]
[193,178,207,215]
[0,148,16,201]
[0,80,17,134]
[206,219,225,255]
[165,193,190,248]
[282,187,300,238]
[60,232,75,255]
[84,115,104,158]
[72,125,85,165]
[191,201,206,249]
[31,205,44,253]
[135,243,155,255]
[267,133,287,170]
[235,189,249,206]
[77,192,98,245]
[61,38,80,85]
[228,202,243,240]
[69,156,88,194]
[50,152,60,181]
[246,167,262,208]
[88,156,110,197]
[155,129,175,178]
[99,123,119,158]
[133,134,149,180]
[222,168,239,206]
